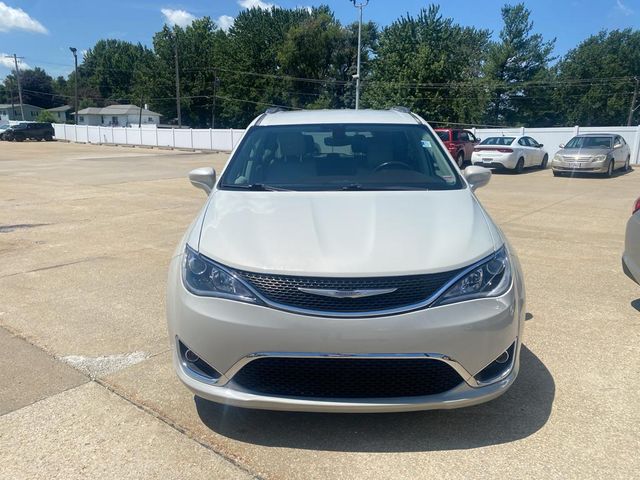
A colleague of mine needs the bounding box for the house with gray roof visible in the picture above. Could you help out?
[73,104,161,127]
[46,105,72,123]
[0,103,43,123]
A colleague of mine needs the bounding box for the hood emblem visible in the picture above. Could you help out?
[297,287,397,299]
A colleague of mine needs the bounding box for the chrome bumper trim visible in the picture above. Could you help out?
[181,343,517,390]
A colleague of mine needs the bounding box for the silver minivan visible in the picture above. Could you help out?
[167,108,526,412]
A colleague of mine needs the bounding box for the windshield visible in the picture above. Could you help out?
[564,136,612,149]
[480,137,514,146]
[219,123,464,191]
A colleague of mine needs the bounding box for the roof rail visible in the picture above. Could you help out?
[265,107,285,114]
[390,106,411,113]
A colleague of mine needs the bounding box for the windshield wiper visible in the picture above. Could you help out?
[340,184,428,191]
[223,183,291,191]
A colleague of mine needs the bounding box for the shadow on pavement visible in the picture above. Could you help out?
[631,299,640,312]
[195,345,554,452]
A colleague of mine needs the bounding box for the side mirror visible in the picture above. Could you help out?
[614,143,622,149]
[475,138,481,143]
[538,143,544,148]
[464,165,491,191]
[559,143,565,149]
[189,167,216,195]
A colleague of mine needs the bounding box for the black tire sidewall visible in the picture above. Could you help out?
[541,155,548,169]
[515,158,524,174]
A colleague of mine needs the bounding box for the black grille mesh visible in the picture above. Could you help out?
[231,357,463,398]
[237,269,461,313]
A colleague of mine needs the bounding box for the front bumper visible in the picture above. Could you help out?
[167,253,525,412]
[551,160,607,173]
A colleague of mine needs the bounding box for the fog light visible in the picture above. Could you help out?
[474,342,515,384]
[178,339,221,383]
[185,349,200,363]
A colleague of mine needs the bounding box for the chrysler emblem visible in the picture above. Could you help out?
[297,287,397,299]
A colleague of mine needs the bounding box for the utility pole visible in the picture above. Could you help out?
[628,76,639,126]
[69,48,78,125]
[350,0,369,110]
[211,74,220,129]
[5,54,25,120]
[8,77,15,117]
[138,93,144,128]
[173,29,182,128]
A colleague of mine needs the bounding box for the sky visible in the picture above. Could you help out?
[0,0,638,78]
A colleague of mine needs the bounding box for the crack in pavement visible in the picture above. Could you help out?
[95,378,265,480]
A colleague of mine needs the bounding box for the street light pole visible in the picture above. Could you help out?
[69,48,78,125]
[173,29,182,128]
[350,0,369,110]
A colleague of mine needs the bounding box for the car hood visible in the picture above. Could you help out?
[557,147,611,158]
[195,189,499,277]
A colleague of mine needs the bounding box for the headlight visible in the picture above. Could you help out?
[592,154,607,162]
[183,246,257,302]
[553,154,562,162]
[435,247,511,306]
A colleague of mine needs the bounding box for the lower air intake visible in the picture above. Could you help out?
[231,357,463,399]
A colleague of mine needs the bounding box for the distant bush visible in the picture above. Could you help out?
[36,111,56,123]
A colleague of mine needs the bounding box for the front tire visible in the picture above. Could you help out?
[540,154,548,169]
[604,160,614,178]
[624,156,631,172]
[456,151,464,168]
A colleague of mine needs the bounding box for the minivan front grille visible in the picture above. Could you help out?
[231,357,464,398]
[237,269,462,314]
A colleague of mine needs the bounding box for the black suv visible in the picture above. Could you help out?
[1,122,55,142]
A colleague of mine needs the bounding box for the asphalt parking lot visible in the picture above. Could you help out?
[1,141,639,479]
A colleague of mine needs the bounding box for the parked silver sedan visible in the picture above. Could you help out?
[623,197,640,285]
[552,134,631,177]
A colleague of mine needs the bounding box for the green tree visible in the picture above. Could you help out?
[555,29,640,126]
[152,18,228,127]
[36,110,57,123]
[483,3,556,126]
[277,7,377,110]
[3,67,61,108]
[365,5,490,124]
[220,7,312,126]
[80,39,157,105]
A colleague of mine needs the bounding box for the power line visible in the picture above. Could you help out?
[20,56,637,91]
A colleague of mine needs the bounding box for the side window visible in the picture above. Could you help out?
[465,131,476,142]
[527,137,538,147]
[452,130,459,141]
[518,138,528,146]
[458,131,469,142]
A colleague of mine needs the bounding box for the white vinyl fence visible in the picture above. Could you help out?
[52,124,245,152]
[53,122,640,163]
[472,125,640,164]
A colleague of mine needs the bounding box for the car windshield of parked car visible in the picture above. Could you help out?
[220,124,464,191]
[480,137,515,146]
[436,131,450,141]
[565,136,612,149]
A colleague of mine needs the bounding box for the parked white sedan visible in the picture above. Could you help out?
[471,135,548,173]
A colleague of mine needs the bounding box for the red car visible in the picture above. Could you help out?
[435,128,480,167]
